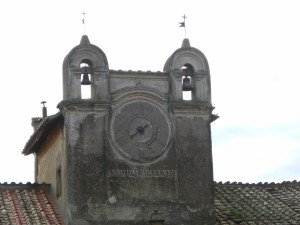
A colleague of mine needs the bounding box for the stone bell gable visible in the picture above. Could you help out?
[22,35,217,225]
[15,35,300,225]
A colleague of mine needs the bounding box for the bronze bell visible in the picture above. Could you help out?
[182,75,192,91]
[81,67,91,85]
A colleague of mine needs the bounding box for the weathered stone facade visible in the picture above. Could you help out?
[34,35,217,225]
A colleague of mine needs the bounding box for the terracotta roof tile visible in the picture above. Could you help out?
[1,181,300,224]
[0,183,64,225]
[215,181,300,224]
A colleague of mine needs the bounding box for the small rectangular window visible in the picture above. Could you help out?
[56,166,62,198]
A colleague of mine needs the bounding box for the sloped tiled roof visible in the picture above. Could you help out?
[0,183,64,225]
[1,181,299,224]
[22,112,63,156]
[215,181,300,224]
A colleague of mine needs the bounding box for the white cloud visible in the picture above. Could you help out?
[213,131,300,182]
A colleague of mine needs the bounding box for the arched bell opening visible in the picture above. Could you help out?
[181,63,194,101]
[80,60,93,99]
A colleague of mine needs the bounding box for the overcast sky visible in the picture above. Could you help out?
[0,0,299,183]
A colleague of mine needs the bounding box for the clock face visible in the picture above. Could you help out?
[110,100,172,163]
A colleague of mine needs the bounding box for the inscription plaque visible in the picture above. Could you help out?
[107,169,177,177]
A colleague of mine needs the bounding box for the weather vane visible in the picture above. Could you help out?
[179,14,187,37]
[82,11,87,35]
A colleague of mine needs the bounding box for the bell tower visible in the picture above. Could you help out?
[164,38,216,223]
[58,35,111,225]
[46,35,217,224]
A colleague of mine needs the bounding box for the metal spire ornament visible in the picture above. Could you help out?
[82,11,87,35]
[179,14,187,37]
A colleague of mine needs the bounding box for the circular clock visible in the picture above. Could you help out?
[110,100,172,163]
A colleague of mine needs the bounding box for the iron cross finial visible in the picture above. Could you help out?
[179,14,187,37]
[82,11,87,34]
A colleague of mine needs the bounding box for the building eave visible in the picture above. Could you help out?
[22,112,63,156]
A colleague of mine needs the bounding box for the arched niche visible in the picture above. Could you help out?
[80,61,93,99]
[181,63,194,101]
[62,35,109,101]
[164,39,211,103]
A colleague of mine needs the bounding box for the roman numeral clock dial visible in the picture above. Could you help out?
[110,100,172,163]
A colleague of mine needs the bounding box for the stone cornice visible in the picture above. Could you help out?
[171,101,212,113]
[109,69,166,76]
[57,100,110,113]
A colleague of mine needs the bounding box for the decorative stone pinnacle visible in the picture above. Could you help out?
[181,38,191,48]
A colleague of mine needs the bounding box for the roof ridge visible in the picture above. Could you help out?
[0,182,38,185]
[0,183,51,192]
[215,180,300,186]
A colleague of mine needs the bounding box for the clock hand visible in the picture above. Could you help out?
[130,130,139,139]
[130,124,150,138]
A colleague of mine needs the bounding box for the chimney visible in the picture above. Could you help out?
[41,101,47,118]
[31,117,43,131]
[31,101,47,131]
